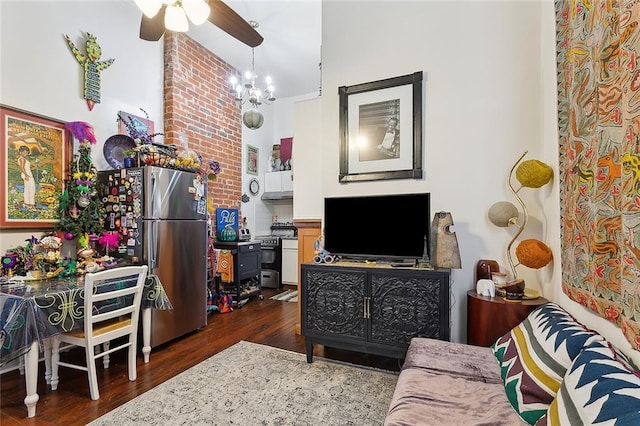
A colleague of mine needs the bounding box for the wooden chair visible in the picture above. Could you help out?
[50,265,148,400]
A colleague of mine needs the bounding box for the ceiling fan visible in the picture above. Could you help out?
[137,0,263,48]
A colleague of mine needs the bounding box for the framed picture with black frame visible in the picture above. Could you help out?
[339,71,423,183]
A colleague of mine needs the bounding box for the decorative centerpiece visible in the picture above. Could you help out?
[0,235,63,279]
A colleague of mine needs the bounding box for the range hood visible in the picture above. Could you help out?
[261,190,293,201]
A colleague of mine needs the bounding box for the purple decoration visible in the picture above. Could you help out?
[25,235,39,246]
[2,253,17,268]
[65,121,97,145]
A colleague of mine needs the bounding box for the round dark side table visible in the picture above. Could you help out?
[467,289,549,347]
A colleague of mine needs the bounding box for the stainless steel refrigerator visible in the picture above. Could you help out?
[98,165,208,347]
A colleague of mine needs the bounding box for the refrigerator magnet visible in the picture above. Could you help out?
[194,177,205,198]
[197,199,206,215]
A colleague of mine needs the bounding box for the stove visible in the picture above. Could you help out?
[255,235,282,288]
[255,222,298,289]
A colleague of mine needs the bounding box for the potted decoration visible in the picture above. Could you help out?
[122,148,138,168]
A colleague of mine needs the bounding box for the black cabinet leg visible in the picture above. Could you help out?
[305,339,313,363]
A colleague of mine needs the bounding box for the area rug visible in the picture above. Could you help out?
[270,289,298,302]
[89,341,398,425]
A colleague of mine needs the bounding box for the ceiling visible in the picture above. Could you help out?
[152,0,322,100]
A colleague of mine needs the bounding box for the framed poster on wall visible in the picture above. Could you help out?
[247,144,258,175]
[0,105,71,228]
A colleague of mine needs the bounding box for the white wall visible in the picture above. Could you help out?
[0,0,163,250]
[293,97,323,220]
[321,0,546,344]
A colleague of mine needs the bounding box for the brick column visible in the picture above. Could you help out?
[164,33,242,212]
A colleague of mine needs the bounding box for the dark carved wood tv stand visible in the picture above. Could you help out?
[301,262,451,362]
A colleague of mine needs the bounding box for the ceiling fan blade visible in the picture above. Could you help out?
[140,5,167,41]
[208,0,264,47]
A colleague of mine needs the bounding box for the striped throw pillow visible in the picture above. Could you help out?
[492,303,605,424]
[536,340,640,425]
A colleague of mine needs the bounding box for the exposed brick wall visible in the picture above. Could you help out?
[163,33,242,213]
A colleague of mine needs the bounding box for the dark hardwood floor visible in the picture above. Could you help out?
[1,286,401,425]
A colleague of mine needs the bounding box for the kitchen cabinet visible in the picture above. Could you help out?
[293,219,321,335]
[264,170,293,192]
[301,263,450,362]
[281,238,298,285]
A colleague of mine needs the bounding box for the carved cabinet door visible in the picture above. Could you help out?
[369,271,444,345]
[303,268,367,341]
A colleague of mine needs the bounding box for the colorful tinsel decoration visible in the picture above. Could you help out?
[98,232,119,252]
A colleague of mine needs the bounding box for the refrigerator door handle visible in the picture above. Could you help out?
[149,219,158,271]
[150,168,161,219]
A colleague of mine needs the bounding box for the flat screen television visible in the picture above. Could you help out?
[323,193,430,261]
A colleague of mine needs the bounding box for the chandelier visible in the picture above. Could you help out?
[135,0,210,32]
[229,44,276,130]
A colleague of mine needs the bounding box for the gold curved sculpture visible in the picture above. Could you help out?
[502,151,553,279]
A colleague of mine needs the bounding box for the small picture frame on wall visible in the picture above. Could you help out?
[339,71,424,183]
[0,105,72,228]
[117,110,154,139]
[247,144,258,175]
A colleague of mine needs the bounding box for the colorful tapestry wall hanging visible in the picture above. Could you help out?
[64,32,114,111]
[556,0,640,350]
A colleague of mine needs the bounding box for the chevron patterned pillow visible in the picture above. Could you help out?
[492,303,605,424]
[536,340,640,425]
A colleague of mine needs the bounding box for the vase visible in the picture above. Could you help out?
[219,224,237,242]
[504,279,525,300]
[475,259,499,284]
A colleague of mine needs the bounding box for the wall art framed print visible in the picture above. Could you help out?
[247,144,258,175]
[339,71,424,182]
[117,110,154,141]
[0,105,71,228]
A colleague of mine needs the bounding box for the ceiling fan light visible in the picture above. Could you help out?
[165,4,189,33]
[182,0,210,26]
[135,0,163,18]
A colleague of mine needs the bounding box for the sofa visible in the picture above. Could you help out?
[384,303,640,425]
